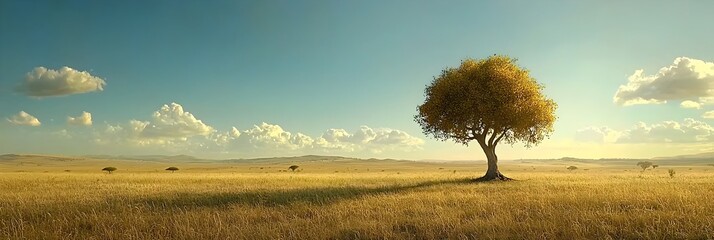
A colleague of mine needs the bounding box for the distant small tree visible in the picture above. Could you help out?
[652,164,659,169]
[668,169,676,178]
[102,167,117,174]
[165,167,179,173]
[567,166,578,171]
[637,161,653,171]
[288,165,299,172]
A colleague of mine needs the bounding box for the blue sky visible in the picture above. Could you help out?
[1,0,714,160]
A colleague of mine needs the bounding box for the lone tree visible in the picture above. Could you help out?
[416,55,557,181]
[288,165,299,172]
[637,161,653,171]
[165,167,179,173]
[102,167,117,174]
[567,166,578,171]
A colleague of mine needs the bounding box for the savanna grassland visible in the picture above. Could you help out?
[1,155,713,239]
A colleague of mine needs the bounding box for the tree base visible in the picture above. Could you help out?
[472,172,512,182]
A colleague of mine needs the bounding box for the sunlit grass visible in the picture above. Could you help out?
[1,162,713,239]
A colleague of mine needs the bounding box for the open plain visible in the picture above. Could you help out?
[1,154,712,239]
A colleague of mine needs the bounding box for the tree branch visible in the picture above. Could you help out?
[487,128,497,147]
[493,128,509,146]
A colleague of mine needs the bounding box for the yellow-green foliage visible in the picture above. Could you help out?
[1,160,713,239]
[415,55,557,147]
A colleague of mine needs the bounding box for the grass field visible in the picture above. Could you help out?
[1,155,713,239]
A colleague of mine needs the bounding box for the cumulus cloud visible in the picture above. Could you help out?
[213,127,242,146]
[613,57,714,106]
[577,119,714,144]
[140,103,215,138]
[17,66,106,97]
[314,126,424,152]
[704,111,714,119]
[7,111,41,126]
[210,124,424,154]
[96,103,215,146]
[67,111,92,126]
[240,122,315,150]
[680,100,702,109]
[617,119,714,143]
[92,102,423,154]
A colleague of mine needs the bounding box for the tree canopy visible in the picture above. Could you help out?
[637,161,653,170]
[288,165,299,171]
[102,167,117,173]
[416,55,557,148]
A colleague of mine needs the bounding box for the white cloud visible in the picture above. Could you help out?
[17,66,107,97]
[314,126,424,153]
[210,124,423,154]
[617,118,714,143]
[703,111,714,119]
[212,127,241,146]
[141,103,215,138]
[575,126,620,143]
[614,57,714,106]
[314,128,355,150]
[7,111,41,126]
[96,103,215,147]
[371,129,425,147]
[240,122,315,150]
[680,100,702,109]
[91,102,423,155]
[67,111,92,126]
[577,119,714,144]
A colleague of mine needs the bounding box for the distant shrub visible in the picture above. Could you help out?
[165,167,179,173]
[652,164,659,169]
[102,167,117,174]
[668,169,676,178]
[637,161,653,171]
[567,166,578,171]
[288,165,300,172]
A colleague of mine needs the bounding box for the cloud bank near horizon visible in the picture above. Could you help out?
[576,118,714,144]
[91,102,424,155]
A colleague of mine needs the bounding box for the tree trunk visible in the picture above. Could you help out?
[474,145,511,181]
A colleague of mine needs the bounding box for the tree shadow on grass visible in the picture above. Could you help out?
[132,178,472,209]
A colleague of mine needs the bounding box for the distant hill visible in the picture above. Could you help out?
[2,152,713,167]
[83,154,206,162]
[653,152,714,160]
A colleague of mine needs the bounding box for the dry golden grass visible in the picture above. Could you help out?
[1,156,713,239]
